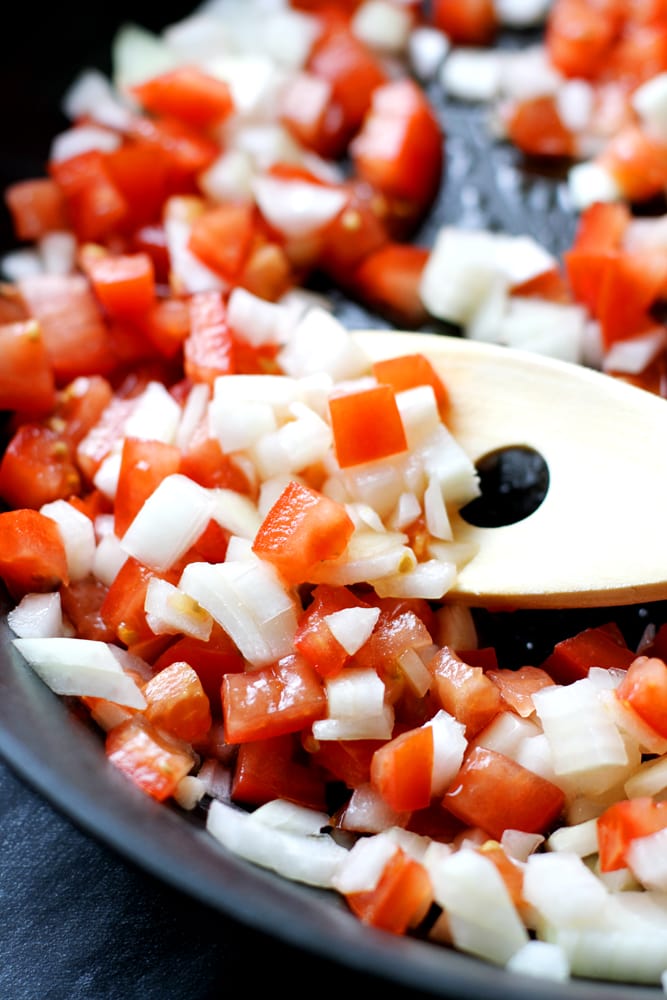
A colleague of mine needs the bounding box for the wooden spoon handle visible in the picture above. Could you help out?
[355,330,667,609]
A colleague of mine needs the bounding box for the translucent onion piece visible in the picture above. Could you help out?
[40,499,96,582]
[121,474,215,572]
[7,592,68,640]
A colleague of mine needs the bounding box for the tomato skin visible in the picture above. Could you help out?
[346,848,434,934]
[353,244,430,328]
[443,745,566,840]
[429,646,502,738]
[0,508,69,598]
[231,733,328,811]
[0,319,56,417]
[505,96,576,159]
[143,660,212,743]
[431,0,498,45]
[0,423,80,510]
[329,383,408,468]
[615,655,667,738]
[105,716,195,802]
[371,724,434,812]
[187,203,256,282]
[222,653,327,743]
[184,291,235,387]
[597,796,667,871]
[79,247,157,319]
[540,623,635,685]
[130,67,234,130]
[252,480,355,587]
[486,665,555,717]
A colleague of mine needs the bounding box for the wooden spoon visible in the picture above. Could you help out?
[354,329,667,610]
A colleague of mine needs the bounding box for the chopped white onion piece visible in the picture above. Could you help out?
[426,848,529,965]
[93,531,128,587]
[122,382,182,445]
[496,0,554,27]
[556,79,594,134]
[1,249,43,282]
[523,851,609,929]
[371,558,457,600]
[332,831,400,894]
[251,402,333,478]
[206,799,346,888]
[7,592,68,639]
[567,161,622,211]
[546,818,599,858]
[179,557,297,667]
[227,287,292,347]
[323,606,380,655]
[408,26,450,81]
[279,307,371,382]
[397,647,433,697]
[40,499,96,582]
[506,939,570,981]
[339,782,408,833]
[251,799,329,836]
[121,474,215,572]
[175,383,210,452]
[253,174,347,239]
[174,775,207,811]
[62,68,133,131]
[351,1,412,54]
[426,709,467,797]
[13,637,147,709]
[474,711,541,761]
[39,231,77,275]
[603,328,667,375]
[307,527,415,586]
[49,125,121,163]
[626,828,667,891]
[501,829,544,862]
[144,577,213,641]
[632,72,667,140]
[112,22,178,91]
[441,49,505,102]
[198,148,255,204]
[625,755,667,799]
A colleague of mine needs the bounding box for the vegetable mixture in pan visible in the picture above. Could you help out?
[5,0,667,988]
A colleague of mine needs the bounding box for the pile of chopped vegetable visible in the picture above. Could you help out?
[6,0,667,990]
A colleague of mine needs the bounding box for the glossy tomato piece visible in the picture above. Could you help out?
[184,290,235,387]
[294,583,369,678]
[105,143,171,233]
[152,623,244,717]
[143,660,212,743]
[431,0,498,45]
[615,655,667,738]
[49,149,128,243]
[100,556,171,648]
[252,480,355,586]
[222,653,327,743]
[597,796,667,871]
[0,508,69,598]
[79,247,157,319]
[546,0,621,79]
[4,177,69,241]
[346,848,434,934]
[304,733,382,788]
[429,646,502,738]
[231,733,328,811]
[540,623,635,685]
[371,724,434,812]
[329,383,408,468]
[599,125,667,203]
[443,745,566,839]
[486,665,555,717]
[113,437,181,538]
[0,423,80,509]
[187,203,256,282]
[353,244,430,327]
[59,576,115,642]
[130,67,234,130]
[0,319,56,417]
[105,716,195,802]
[372,351,450,413]
[505,95,577,159]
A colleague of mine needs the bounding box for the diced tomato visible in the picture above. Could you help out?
[113,437,182,538]
[307,14,388,145]
[143,660,212,743]
[318,182,390,284]
[457,647,498,670]
[79,246,157,319]
[546,0,621,80]
[5,177,69,241]
[505,95,577,159]
[594,248,667,348]
[597,796,667,871]
[304,733,382,787]
[443,745,565,839]
[351,79,443,230]
[429,646,502,738]
[0,423,80,509]
[75,393,137,483]
[231,733,328,811]
[137,296,190,359]
[105,715,195,802]
[252,480,355,586]
[105,143,170,233]
[131,223,171,283]
[222,653,327,743]
[187,203,256,282]
[371,724,434,812]
[604,22,667,88]
[238,240,294,303]
[100,557,170,648]
[130,67,234,130]
[615,655,667,738]
[329,383,407,468]
[355,605,433,681]
[54,374,114,448]
[184,291,235,387]
[59,576,114,642]
[598,125,667,203]
[126,113,219,182]
[49,149,128,243]
[0,508,69,598]
[540,623,635,685]
[511,266,572,304]
[372,351,450,413]
[179,422,254,495]
[152,624,244,717]
[278,70,348,161]
[17,273,115,383]
[486,665,555,717]
[346,848,434,934]
[431,0,498,45]
[353,244,430,327]
[0,319,56,417]
[294,584,369,678]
